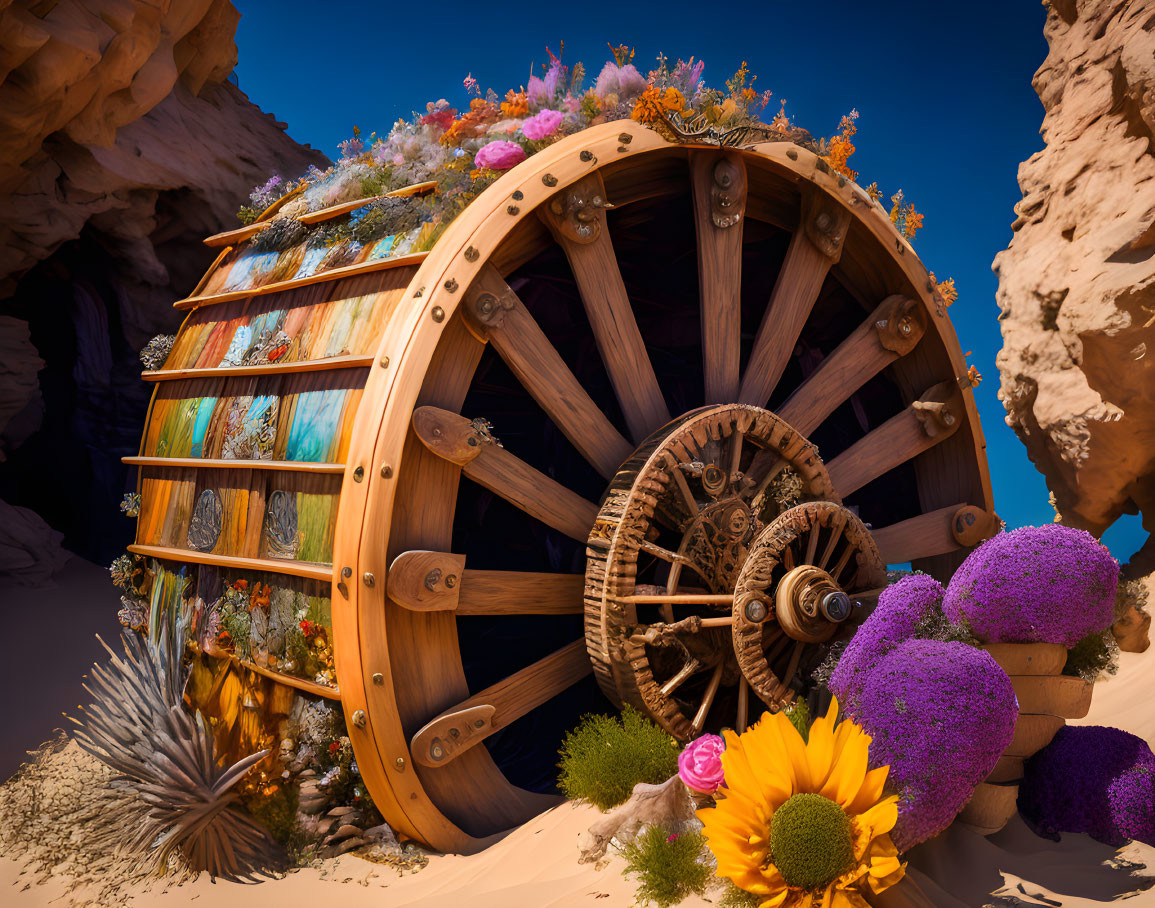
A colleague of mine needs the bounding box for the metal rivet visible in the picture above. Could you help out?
[352,466,364,482]
[511,190,524,201]
[380,463,393,478]
[786,149,798,161]
[506,204,520,215]
[352,709,367,728]
[379,355,390,368]
[363,572,375,588]
[579,150,594,162]
[445,573,457,588]
[464,246,479,262]
[413,286,424,298]
[431,306,445,322]
[618,133,632,144]
[443,278,458,293]
[395,757,406,771]
[542,174,558,187]
[372,672,384,686]
[745,599,768,623]
[341,566,353,578]
[617,146,627,153]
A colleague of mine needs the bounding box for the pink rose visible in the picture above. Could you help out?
[473,140,527,171]
[522,108,564,141]
[678,733,725,794]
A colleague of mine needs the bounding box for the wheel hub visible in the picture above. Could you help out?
[584,404,884,740]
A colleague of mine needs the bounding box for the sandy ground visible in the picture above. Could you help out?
[1,632,1152,906]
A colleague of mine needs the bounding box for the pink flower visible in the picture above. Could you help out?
[666,833,679,843]
[678,733,725,794]
[593,62,647,101]
[474,140,526,171]
[522,109,563,140]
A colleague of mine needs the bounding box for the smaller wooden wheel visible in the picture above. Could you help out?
[732,502,886,710]
[585,404,835,740]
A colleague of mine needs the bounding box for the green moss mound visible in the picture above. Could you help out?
[557,707,681,810]
[620,825,712,908]
[769,793,855,890]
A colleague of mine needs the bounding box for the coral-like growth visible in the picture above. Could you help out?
[1019,725,1155,846]
[620,825,712,908]
[558,707,681,810]
[943,524,1118,646]
[830,574,948,710]
[840,639,1018,852]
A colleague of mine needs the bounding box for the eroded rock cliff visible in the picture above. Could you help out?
[994,0,1155,544]
[0,0,327,577]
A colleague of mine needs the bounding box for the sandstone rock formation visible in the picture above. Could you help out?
[995,0,1155,547]
[0,0,327,577]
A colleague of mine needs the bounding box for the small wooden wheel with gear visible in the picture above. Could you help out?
[732,501,886,710]
[584,404,835,740]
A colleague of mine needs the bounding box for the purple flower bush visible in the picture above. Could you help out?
[1019,725,1155,846]
[830,574,946,710]
[837,639,1018,851]
[943,525,1117,646]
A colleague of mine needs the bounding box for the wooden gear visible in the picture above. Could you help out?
[132,120,999,852]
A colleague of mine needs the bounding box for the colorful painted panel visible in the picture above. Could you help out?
[143,370,367,464]
[135,467,341,567]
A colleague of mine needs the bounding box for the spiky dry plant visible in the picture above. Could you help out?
[70,625,285,881]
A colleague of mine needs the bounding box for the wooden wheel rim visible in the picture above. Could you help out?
[585,404,835,740]
[144,119,999,853]
[733,501,885,709]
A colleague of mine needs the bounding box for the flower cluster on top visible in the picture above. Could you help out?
[235,45,927,249]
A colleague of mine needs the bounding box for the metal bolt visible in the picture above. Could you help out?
[618,133,632,144]
[395,757,406,771]
[379,355,390,368]
[352,466,364,482]
[380,464,393,478]
[372,672,384,686]
[579,150,594,162]
[511,190,524,201]
[507,205,520,215]
[445,573,457,588]
[464,246,479,262]
[542,173,558,187]
[443,279,458,293]
[431,306,445,322]
[363,572,375,588]
[820,591,852,623]
[341,566,353,578]
[744,599,768,623]
[352,709,367,729]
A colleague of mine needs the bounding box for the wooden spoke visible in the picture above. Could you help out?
[462,265,631,479]
[412,406,598,542]
[739,189,851,407]
[388,551,584,614]
[410,640,591,768]
[804,523,820,565]
[540,172,670,442]
[817,515,845,571]
[827,380,964,497]
[691,152,747,403]
[776,295,927,436]
[829,543,854,583]
[640,539,693,566]
[691,662,725,735]
[868,503,1004,565]
[782,640,805,688]
[660,658,701,697]
[622,593,734,605]
[736,677,750,733]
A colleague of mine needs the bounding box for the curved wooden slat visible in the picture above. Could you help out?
[123,457,344,474]
[174,252,428,310]
[739,187,851,407]
[776,295,926,436]
[462,264,631,479]
[411,405,599,542]
[827,380,964,497]
[410,639,591,768]
[142,353,374,382]
[690,151,746,403]
[127,544,331,581]
[540,172,670,442]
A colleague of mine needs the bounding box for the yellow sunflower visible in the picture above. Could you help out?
[697,698,904,907]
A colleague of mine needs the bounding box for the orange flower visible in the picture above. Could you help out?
[441,98,499,145]
[501,89,529,118]
[631,86,687,125]
[824,111,859,181]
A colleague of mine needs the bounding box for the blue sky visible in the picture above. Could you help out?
[232,1,1146,562]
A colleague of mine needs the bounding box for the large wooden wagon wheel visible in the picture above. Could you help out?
[140,121,999,853]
